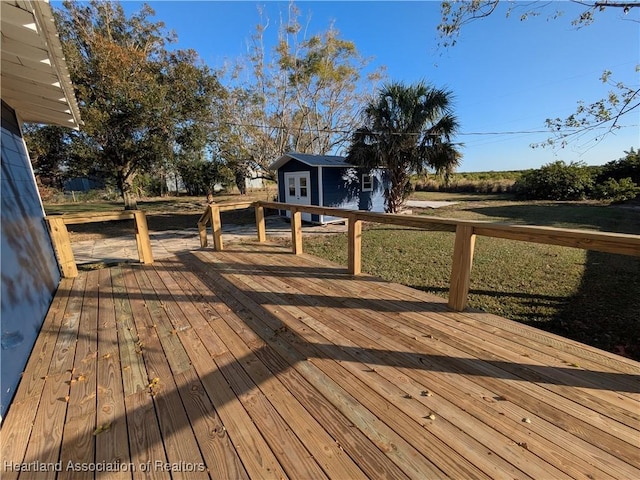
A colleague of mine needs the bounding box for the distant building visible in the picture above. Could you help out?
[64,176,105,192]
[269,152,389,224]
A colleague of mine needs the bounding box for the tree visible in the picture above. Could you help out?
[42,1,222,209]
[437,1,639,148]
[220,3,383,179]
[24,125,72,189]
[597,147,640,185]
[513,161,595,200]
[438,1,639,48]
[347,81,461,213]
[176,157,233,196]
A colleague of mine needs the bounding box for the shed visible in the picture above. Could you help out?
[269,152,389,224]
[1,0,81,418]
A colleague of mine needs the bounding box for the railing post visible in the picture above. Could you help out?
[197,206,212,248]
[198,222,208,248]
[133,210,154,264]
[46,217,78,278]
[255,203,266,243]
[448,224,476,311]
[211,204,223,251]
[291,207,303,255]
[348,214,362,275]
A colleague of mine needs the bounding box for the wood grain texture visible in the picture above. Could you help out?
[133,210,154,264]
[95,269,130,478]
[210,205,223,251]
[291,208,303,255]
[0,279,72,477]
[255,204,267,242]
[448,224,476,311]
[347,215,362,275]
[46,216,77,278]
[3,243,639,480]
[58,269,100,480]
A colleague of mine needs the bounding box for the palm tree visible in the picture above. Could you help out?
[347,81,461,213]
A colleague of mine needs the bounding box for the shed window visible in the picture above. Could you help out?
[288,177,296,196]
[362,174,373,192]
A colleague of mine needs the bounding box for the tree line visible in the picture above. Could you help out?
[26,1,636,212]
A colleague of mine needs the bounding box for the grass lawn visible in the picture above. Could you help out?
[303,196,640,360]
[44,191,272,241]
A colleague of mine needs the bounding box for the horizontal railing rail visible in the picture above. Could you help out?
[200,200,640,312]
[46,210,153,278]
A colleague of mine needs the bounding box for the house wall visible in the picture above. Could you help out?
[63,176,105,192]
[1,101,61,418]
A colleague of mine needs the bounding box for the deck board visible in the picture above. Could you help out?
[2,243,639,479]
[95,269,130,480]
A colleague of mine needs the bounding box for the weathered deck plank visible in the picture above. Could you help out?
[248,249,632,479]
[2,243,638,480]
[160,259,410,480]
[58,269,99,480]
[95,268,130,480]
[208,251,565,480]
[123,265,208,480]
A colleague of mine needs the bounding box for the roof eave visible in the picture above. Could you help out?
[33,0,81,129]
[268,152,355,170]
[1,0,82,130]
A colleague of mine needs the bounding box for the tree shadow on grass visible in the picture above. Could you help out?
[553,251,640,360]
[468,202,640,360]
[468,202,640,234]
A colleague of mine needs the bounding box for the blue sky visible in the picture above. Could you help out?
[91,2,639,171]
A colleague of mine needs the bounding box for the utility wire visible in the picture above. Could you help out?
[220,120,636,137]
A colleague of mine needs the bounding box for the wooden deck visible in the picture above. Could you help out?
[2,243,639,479]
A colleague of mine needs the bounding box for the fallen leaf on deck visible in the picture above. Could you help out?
[93,423,112,435]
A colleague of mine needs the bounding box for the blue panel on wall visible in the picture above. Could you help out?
[322,167,360,208]
[1,103,61,418]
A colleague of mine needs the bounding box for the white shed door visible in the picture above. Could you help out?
[283,172,311,221]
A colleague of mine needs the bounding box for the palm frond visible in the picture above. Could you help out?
[347,80,462,212]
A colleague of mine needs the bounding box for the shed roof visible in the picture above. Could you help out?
[1,0,81,129]
[269,152,353,170]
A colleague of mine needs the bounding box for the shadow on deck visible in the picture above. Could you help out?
[2,243,639,479]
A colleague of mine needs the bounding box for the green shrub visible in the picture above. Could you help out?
[513,161,594,200]
[593,177,640,202]
[597,148,640,185]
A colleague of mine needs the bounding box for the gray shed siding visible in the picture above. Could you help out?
[1,101,61,417]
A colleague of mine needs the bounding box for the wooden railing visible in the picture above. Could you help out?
[200,201,640,312]
[46,210,153,278]
[197,201,259,250]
